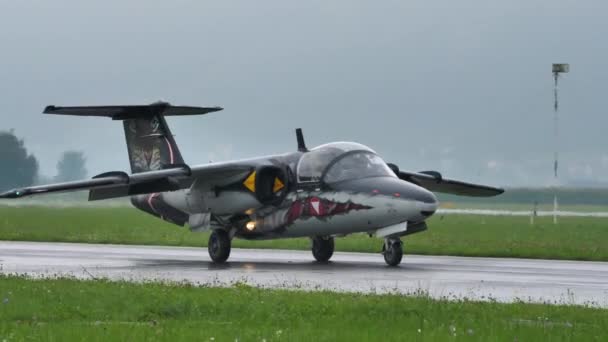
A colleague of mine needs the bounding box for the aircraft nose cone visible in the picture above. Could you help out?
[331,176,433,199]
[411,185,438,206]
[330,176,438,216]
[417,187,438,217]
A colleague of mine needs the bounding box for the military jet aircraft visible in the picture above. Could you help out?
[0,102,503,266]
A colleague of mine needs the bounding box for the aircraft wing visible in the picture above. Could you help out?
[0,162,253,201]
[397,170,504,197]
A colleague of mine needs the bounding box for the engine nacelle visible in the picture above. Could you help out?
[131,193,189,226]
[187,165,289,215]
[251,165,288,205]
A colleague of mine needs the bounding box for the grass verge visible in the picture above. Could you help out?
[1,206,607,261]
[0,276,606,341]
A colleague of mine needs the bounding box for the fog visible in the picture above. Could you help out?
[1,0,607,187]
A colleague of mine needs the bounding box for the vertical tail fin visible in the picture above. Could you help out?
[123,115,184,173]
[43,102,223,173]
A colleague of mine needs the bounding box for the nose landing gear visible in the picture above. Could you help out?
[382,238,403,266]
[312,236,335,262]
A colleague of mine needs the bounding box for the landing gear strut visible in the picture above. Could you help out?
[312,236,334,262]
[208,229,231,263]
[383,238,403,266]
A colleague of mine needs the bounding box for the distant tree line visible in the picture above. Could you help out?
[55,151,87,183]
[0,130,39,192]
[2,130,608,205]
[439,188,608,206]
[0,130,87,192]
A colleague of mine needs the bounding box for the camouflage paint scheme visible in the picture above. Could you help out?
[1,103,503,265]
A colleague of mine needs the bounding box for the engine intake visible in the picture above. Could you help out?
[242,166,288,205]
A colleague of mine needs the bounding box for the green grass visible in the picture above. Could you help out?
[0,276,606,341]
[444,202,608,212]
[1,206,608,261]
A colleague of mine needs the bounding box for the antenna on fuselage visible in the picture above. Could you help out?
[296,128,308,152]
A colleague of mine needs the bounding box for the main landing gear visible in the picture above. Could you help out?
[208,229,231,263]
[312,236,334,262]
[382,238,403,266]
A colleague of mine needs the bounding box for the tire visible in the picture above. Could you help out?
[208,229,231,263]
[312,236,334,262]
[383,240,403,266]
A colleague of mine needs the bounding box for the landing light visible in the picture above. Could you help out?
[245,221,256,231]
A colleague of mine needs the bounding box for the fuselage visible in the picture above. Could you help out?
[131,142,439,239]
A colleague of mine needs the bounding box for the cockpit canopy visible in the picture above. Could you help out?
[296,142,395,184]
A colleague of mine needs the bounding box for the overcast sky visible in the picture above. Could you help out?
[1,0,606,188]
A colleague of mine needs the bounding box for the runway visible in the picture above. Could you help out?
[1,241,607,307]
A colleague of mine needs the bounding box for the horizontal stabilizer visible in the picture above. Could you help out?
[44,101,223,120]
[398,170,504,197]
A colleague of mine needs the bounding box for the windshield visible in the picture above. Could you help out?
[323,152,395,183]
[297,142,375,183]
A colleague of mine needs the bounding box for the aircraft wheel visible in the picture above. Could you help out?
[383,239,403,266]
[208,229,231,263]
[312,236,334,262]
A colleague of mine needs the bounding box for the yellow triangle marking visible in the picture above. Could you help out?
[243,171,256,192]
[273,177,285,193]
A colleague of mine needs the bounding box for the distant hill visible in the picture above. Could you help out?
[438,188,608,206]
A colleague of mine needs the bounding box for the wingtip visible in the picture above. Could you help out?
[0,189,23,199]
[43,105,56,114]
[484,187,505,197]
[201,106,223,114]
